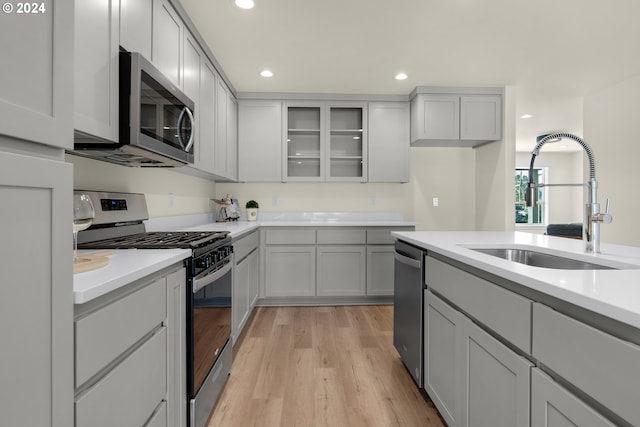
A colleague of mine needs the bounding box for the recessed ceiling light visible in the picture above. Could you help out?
[235,0,254,9]
[520,114,533,119]
[395,72,408,81]
[260,70,274,78]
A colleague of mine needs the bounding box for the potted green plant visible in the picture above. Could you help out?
[245,200,259,221]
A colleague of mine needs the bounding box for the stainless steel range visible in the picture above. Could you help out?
[77,190,232,427]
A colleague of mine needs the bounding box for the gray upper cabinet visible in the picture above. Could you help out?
[214,79,238,181]
[197,61,217,174]
[155,0,183,88]
[368,101,410,183]
[0,0,73,148]
[326,103,368,182]
[74,0,120,144]
[283,102,326,181]
[120,0,153,60]
[238,100,283,182]
[410,87,502,147]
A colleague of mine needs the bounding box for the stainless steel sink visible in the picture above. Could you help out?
[471,248,615,270]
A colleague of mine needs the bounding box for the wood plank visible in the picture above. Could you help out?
[208,305,446,427]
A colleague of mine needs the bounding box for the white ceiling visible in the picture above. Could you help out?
[180,0,640,152]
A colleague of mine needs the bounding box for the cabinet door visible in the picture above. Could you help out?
[460,95,501,141]
[368,102,410,183]
[317,246,366,296]
[265,246,316,297]
[326,104,367,182]
[531,369,616,427]
[182,33,203,172]
[0,0,72,148]
[74,0,119,143]
[0,152,73,427]
[120,0,153,60]
[238,100,283,182]
[155,0,183,87]
[166,269,187,427]
[248,249,259,308]
[424,290,462,427]
[233,253,251,343]
[227,94,238,180]
[198,61,217,174]
[215,78,229,177]
[283,102,325,181]
[412,94,460,141]
[366,245,395,296]
[459,312,532,427]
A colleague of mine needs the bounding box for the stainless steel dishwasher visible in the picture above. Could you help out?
[393,240,425,388]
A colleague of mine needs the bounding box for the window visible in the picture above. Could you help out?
[515,168,546,225]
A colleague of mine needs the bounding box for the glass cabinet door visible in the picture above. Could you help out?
[327,105,367,181]
[285,105,324,180]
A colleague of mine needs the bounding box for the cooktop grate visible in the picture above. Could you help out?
[78,231,230,249]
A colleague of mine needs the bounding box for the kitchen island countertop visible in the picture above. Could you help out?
[392,231,640,329]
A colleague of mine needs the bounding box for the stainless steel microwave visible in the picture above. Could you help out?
[73,51,195,167]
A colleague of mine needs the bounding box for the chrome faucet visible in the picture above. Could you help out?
[525,132,612,253]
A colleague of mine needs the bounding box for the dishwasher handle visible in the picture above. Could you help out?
[395,251,422,269]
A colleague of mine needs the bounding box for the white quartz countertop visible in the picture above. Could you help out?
[74,212,414,305]
[392,231,640,329]
[73,248,191,304]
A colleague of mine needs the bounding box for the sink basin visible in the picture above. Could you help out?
[470,248,615,270]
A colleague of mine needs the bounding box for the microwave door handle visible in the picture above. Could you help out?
[176,107,187,150]
[183,107,195,152]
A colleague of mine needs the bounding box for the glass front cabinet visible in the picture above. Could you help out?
[283,102,367,182]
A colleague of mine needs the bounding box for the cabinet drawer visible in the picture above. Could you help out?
[317,229,365,245]
[234,230,259,261]
[265,229,316,245]
[367,227,413,244]
[425,256,531,353]
[75,277,166,387]
[76,327,167,427]
[532,303,640,426]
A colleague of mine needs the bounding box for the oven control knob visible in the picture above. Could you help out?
[195,258,207,269]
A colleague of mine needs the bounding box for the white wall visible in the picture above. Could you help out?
[68,154,217,217]
[475,85,516,232]
[583,73,640,246]
[217,146,477,231]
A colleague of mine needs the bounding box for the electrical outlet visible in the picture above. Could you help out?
[432,197,439,207]
[272,196,278,207]
[370,196,376,207]
[169,193,174,208]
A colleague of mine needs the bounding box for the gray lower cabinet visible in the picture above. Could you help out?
[424,288,532,427]
[74,266,186,427]
[459,308,532,427]
[233,231,260,342]
[366,246,395,296]
[424,290,463,427]
[265,246,316,297]
[0,151,73,427]
[532,303,640,426]
[531,369,616,427]
[166,268,187,427]
[317,245,366,296]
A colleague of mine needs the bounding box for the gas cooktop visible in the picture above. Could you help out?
[78,231,230,250]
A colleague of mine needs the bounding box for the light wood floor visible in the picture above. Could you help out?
[208,305,445,427]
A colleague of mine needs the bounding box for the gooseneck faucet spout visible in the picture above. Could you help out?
[525,132,612,253]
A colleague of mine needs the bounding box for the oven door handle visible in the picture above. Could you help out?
[192,259,232,293]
